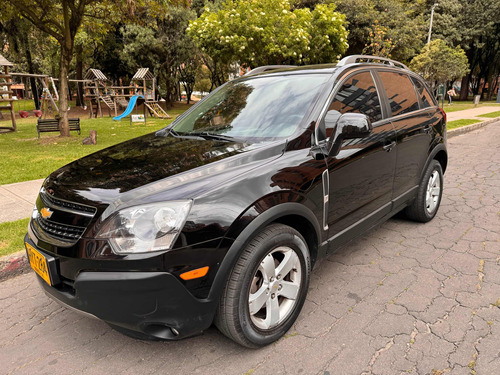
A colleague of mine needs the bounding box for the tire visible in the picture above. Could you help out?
[404,159,443,222]
[214,223,311,348]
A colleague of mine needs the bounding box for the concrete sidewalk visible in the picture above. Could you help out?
[0,179,44,223]
[446,105,500,122]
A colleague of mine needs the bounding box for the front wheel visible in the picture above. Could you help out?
[404,159,443,222]
[215,223,311,348]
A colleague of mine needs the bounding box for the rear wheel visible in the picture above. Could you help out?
[404,159,443,222]
[215,223,310,348]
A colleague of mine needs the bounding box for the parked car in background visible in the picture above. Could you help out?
[25,55,447,347]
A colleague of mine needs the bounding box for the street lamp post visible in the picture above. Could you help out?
[427,3,439,44]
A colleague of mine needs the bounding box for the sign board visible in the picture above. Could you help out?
[438,84,445,96]
[131,114,145,122]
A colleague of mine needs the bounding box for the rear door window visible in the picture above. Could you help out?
[378,71,420,117]
[328,71,383,124]
[411,77,435,108]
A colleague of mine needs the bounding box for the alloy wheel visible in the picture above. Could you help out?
[248,246,302,330]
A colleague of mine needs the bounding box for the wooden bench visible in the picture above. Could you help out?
[37,118,81,138]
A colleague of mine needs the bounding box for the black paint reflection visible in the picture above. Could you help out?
[411,76,434,108]
[329,72,383,123]
[46,133,249,200]
[379,71,420,116]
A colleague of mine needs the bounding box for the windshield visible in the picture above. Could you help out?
[172,74,329,141]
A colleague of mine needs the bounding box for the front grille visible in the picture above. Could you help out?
[33,189,98,246]
[35,215,86,242]
[41,191,97,215]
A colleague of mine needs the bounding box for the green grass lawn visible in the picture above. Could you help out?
[0,218,30,257]
[0,102,191,185]
[477,110,500,118]
[442,101,500,113]
[447,119,481,130]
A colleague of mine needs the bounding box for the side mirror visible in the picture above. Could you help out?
[327,113,372,157]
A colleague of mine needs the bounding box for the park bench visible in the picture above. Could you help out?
[37,118,81,138]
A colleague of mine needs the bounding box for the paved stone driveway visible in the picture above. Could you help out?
[1,123,499,375]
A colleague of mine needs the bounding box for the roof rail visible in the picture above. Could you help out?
[244,65,297,76]
[336,55,409,70]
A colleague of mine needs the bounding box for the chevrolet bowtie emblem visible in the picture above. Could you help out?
[40,207,53,219]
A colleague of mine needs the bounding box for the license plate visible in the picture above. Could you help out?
[26,243,52,286]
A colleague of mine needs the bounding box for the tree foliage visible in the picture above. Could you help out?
[187,0,349,68]
[429,0,500,99]
[120,6,198,106]
[362,20,394,58]
[410,39,469,87]
[1,0,126,136]
[332,0,427,61]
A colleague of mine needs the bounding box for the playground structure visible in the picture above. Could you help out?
[113,95,145,122]
[110,68,171,120]
[84,67,171,120]
[84,69,115,118]
[10,73,60,118]
[0,54,16,133]
[131,68,171,119]
[0,60,172,127]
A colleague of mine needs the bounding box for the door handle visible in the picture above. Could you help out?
[424,125,432,134]
[383,141,396,152]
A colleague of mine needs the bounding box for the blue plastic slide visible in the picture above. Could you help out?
[113,95,144,121]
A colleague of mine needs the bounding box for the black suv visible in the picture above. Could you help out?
[25,55,447,348]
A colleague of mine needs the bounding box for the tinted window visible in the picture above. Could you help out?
[379,71,420,116]
[328,71,383,124]
[172,74,328,140]
[411,77,435,108]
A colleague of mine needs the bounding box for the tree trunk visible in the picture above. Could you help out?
[459,75,469,101]
[58,46,72,136]
[488,75,499,101]
[58,0,75,137]
[75,44,84,107]
[19,29,41,110]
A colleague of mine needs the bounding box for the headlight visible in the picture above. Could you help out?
[96,200,192,254]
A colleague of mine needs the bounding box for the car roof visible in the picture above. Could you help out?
[243,55,413,78]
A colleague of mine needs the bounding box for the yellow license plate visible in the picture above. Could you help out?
[26,243,52,286]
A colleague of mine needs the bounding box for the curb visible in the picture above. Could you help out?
[448,117,499,138]
[0,250,30,282]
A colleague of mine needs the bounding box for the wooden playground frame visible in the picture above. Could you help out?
[86,67,171,120]
[0,59,172,132]
[0,54,16,133]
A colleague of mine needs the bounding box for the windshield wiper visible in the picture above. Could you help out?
[189,132,238,142]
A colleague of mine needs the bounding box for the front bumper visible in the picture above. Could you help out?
[26,238,217,340]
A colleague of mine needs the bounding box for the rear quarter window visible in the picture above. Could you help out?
[378,71,420,117]
[411,77,436,108]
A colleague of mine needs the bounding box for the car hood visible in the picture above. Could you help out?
[43,132,285,211]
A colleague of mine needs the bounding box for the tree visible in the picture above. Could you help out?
[1,0,108,136]
[362,20,394,58]
[120,6,199,106]
[1,0,182,135]
[0,16,51,110]
[410,39,469,92]
[187,0,348,86]
[179,55,201,104]
[427,0,500,99]
[331,0,427,62]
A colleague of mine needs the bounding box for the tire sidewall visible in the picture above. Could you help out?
[236,230,310,347]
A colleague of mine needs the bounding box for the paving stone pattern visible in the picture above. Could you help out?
[1,124,499,375]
